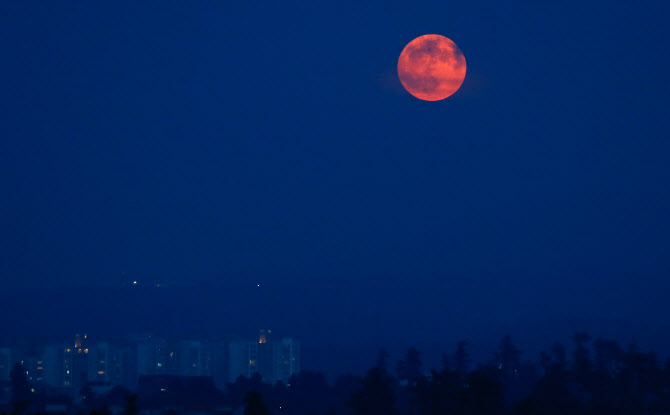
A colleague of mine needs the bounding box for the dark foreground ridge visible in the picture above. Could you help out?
[2,333,670,415]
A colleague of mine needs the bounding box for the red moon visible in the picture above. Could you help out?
[397,34,466,101]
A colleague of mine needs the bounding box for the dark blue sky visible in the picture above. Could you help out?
[1,1,669,369]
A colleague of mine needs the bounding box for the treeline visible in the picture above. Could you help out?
[232,334,670,415]
[5,333,670,415]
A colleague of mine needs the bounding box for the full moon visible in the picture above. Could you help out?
[397,34,466,101]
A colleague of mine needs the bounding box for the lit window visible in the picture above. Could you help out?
[98,371,105,375]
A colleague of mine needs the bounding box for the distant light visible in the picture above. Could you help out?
[160,388,167,392]
[133,281,138,285]
[257,284,260,287]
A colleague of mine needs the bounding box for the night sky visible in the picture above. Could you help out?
[1,2,669,373]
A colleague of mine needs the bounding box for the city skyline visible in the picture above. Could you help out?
[1,330,300,392]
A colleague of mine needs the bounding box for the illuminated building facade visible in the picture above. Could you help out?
[179,340,211,376]
[1,331,300,390]
[71,334,90,392]
[88,342,110,382]
[272,338,300,384]
[227,340,259,382]
[136,335,168,377]
[41,345,67,388]
[40,335,89,393]
[63,346,74,388]
[227,331,301,384]
[21,357,45,387]
[259,329,271,344]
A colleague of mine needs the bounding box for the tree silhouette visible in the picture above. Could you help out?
[80,384,94,407]
[123,394,139,415]
[494,334,521,378]
[412,368,462,415]
[348,363,396,415]
[397,347,422,384]
[453,340,471,377]
[10,363,31,415]
[593,338,622,378]
[244,391,271,415]
[227,373,271,408]
[332,374,362,415]
[98,385,133,408]
[90,407,112,415]
[285,371,331,415]
[551,342,567,371]
[572,332,592,378]
[467,369,505,415]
